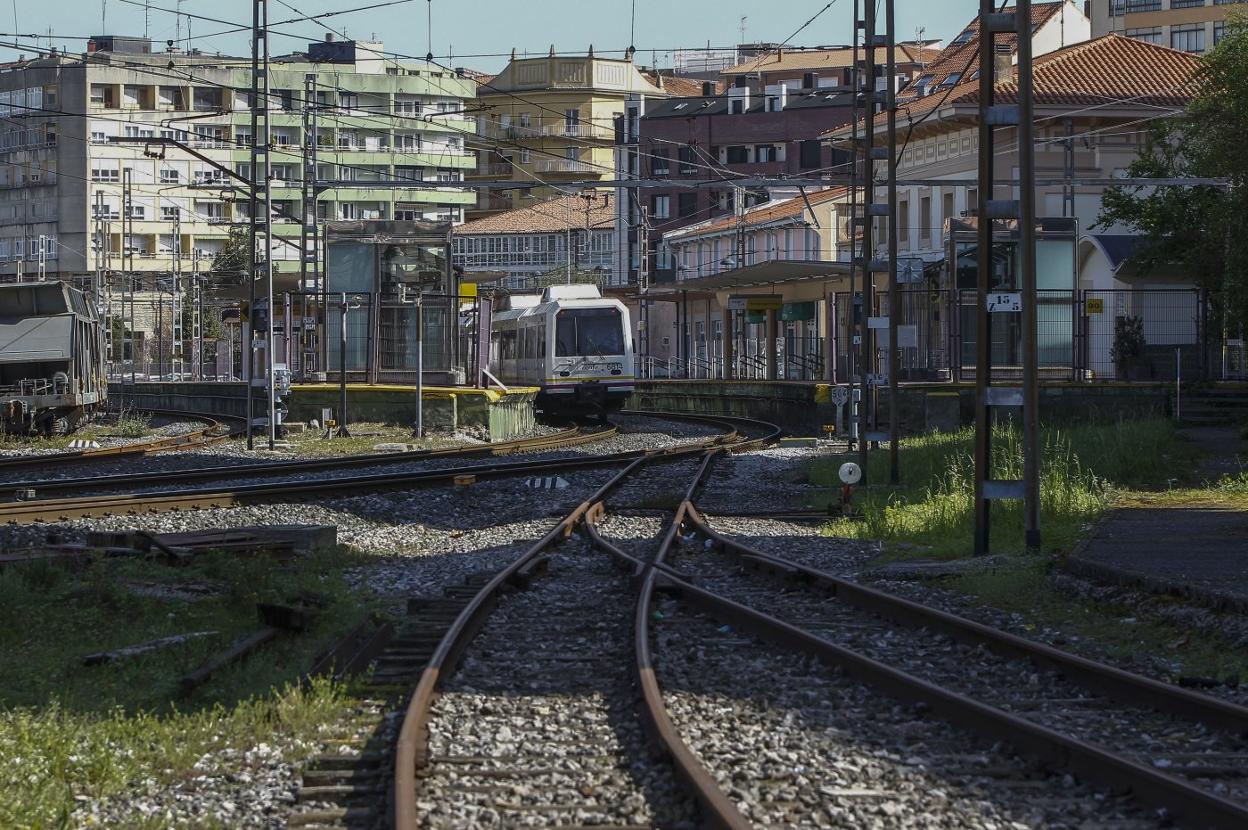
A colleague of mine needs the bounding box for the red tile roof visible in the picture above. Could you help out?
[721,44,935,76]
[457,193,615,235]
[825,33,1201,138]
[667,187,846,240]
[644,71,723,97]
[914,1,1068,92]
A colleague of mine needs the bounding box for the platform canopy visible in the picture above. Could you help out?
[660,259,852,293]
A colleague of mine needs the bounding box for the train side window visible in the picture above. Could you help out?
[501,330,517,360]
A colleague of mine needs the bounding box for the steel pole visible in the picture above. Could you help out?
[886,0,900,485]
[857,0,876,484]
[973,0,995,555]
[261,0,277,450]
[245,0,261,450]
[1017,0,1041,550]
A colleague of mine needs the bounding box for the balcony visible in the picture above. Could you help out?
[535,159,597,174]
[543,122,612,140]
[471,162,514,177]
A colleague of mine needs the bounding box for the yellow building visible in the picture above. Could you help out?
[469,50,666,217]
[1094,0,1239,54]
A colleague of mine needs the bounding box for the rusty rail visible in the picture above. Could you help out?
[582,450,753,830]
[677,506,1248,829]
[0,409,239,474]
[0,423,613,498]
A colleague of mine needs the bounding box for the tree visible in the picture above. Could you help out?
[210,227,251,285]
[1096,12,1248,328]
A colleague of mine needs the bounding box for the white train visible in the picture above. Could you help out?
[490,284,634,415]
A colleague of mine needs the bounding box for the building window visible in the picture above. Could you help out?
[919,195,931,241]
[1108,0,1125,15]
[799,140,822,169]
[91,167,120,182]
[340,92,358,109]
[1124,0,1161,10]
[898,200,909,245]
[340,203,357,220]
[725,145,750,164]
[678,193,697,218]
[90,130,107,144]
[160,168,179,183]
[678,146,696,175]
[652,148,670,176]
[1125,27,1163,45]
[1171,24,1205,52]
[1170,0,1204,7]
[124,204,145,220]
[650,194,670,219]
[756,144,780,163]
[161,206,179,221]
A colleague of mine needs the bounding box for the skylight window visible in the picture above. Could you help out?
[939,72,962,87]
[951,27,975,46]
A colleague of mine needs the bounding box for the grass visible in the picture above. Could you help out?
[812,418,1187,558]
[110,409,152,439]
[0,544,378,826]
[810,417,1248,685]
[282,421,462,458]
[947,558,1248,685]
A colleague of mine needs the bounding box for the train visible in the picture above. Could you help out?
[0,281,107,435]
[489,284,634,415]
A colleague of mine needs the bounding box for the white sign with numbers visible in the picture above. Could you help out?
[986,292,1022,312]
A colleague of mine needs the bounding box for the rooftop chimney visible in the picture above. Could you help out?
[701,81,715,97]
[994,43,1012,79]
[325,33,334,42]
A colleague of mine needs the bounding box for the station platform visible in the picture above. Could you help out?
[629,379,1176,435]
[108,382,538,440]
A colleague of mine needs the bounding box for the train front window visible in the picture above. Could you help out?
[555,308,624,356]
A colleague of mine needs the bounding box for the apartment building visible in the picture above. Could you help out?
[615,84,854,292]
[1093,0,1240,53]
[719,43,936,95]
[0,33,476,286]
[469,50,666,218]
[906,0,1089,99]
[825,33,1203,379]
[452,193,615,291]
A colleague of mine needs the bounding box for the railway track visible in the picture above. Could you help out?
[0,412,775,526]
[0,422,615,498]
[284,417,779,829]
[584,467,1248,828]
[0,409,240,474]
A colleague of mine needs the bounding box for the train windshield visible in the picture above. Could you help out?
[555,308,625,357]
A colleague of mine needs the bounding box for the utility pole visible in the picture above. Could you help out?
[300,72,320,376]
[856,0,877,485]
[246,0,277,450]
[848,5,860,452]
[973,0,1040,554]
[885,0,900,485]
[123,167,135,384]
[638,204,651,377]
[172,209,183,379]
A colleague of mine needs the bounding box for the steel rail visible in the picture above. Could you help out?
[581,450,753,830]
[674,507,1248,829]
[0,412,773,525]
[686,506,1248,734]
[0,409,239,473]
[390,446,721,828]
[0,423,613,497]
[0,445,697,525]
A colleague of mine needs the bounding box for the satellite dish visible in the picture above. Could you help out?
[838,462,862,486]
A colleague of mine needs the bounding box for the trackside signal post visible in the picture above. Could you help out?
[973,0,1041,554]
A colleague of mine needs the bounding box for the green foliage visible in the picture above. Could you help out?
[813,419,1185,557]
[532,266,604,290]
[210,227,250,284]
[110,408,151,438]
[1111,315,1146,376]
[0,542,374,824]
[1096,14,1248,327]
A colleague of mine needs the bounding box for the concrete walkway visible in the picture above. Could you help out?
[1066,426,1248,611]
